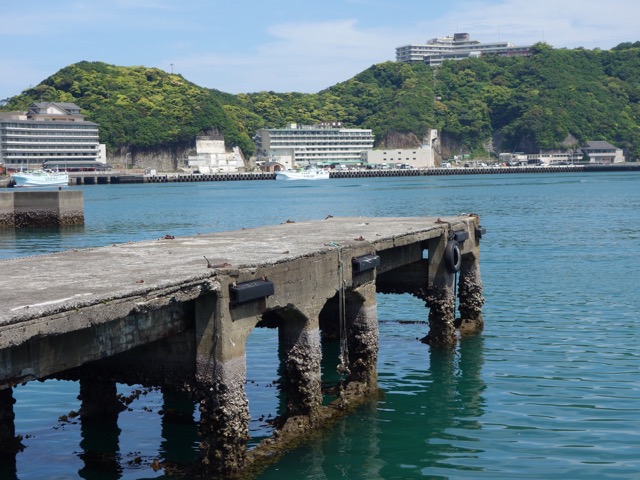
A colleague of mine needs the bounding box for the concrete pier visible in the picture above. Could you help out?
[0,215,484,476]
[0,190,84,228]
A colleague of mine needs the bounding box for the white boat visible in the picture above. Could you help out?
[275,168,330,181]
[11,169,69,187]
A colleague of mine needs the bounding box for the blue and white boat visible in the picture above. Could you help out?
[11,169,69,187]
[275,167,330,181]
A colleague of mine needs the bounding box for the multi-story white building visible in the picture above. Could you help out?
[254,123,375,167]
[396,32,531,66]
[0,102,104,170]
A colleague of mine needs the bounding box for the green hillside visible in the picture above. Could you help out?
[3,42,640,160]
[2,62,255,156]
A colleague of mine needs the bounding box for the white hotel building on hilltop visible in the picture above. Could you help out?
[0,102,105,171]
[396,32,532,66]
[254,123,375,169]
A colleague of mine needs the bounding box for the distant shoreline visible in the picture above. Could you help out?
[3,163,639,188]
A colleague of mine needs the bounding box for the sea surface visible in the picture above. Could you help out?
[1,172,639,479]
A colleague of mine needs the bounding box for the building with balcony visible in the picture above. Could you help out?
[396,32,532,66]
[254,123,375,167]
[0,102,103,171]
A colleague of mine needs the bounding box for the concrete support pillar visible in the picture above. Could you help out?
[198,358,249,476]
[423,235,457,348]
[457,251,485,335]
[78,373,125,420]
[345,282,379,392]
[195,292,249,476]
[0,387,22,457]
[280,314,322,416]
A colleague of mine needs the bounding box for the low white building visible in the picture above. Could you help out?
[187,136,244,173]
[580,141,625,164]
[500,141,625,165]
[364,129,437,168]
[260,148,295,171]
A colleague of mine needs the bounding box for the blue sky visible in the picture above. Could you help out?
[1,0,639,100]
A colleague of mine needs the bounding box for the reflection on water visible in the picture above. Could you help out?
[259,323,487,479]
[0,225,86,258]
[78,415,122,480]
[158,391,199,468]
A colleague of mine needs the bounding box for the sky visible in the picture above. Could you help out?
[1,0,639,100]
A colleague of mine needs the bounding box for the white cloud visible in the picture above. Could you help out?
[0,58,52,100]
[172,19,402,93]
[421,0,640,49]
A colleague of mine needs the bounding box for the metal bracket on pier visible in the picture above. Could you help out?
[475,226,487,240]
[352,254,381,274]
[453,230,469,243]
[229,279,274,306]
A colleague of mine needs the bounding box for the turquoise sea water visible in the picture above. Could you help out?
[1,172,639,479]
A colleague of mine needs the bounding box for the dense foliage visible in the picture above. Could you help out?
[3,62,254,155]
[3,42,640,159]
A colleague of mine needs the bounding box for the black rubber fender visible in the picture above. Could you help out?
[445,240,461,273]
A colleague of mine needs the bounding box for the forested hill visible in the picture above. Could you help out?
[3,41,640,160]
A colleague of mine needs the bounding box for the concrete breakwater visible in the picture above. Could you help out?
[0,190,84,228]
[0,216,484,477]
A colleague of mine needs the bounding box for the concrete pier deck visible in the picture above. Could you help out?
[0,215,485,476]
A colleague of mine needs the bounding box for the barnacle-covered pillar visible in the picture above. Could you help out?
[345,282,379,392]
[279,308,322,416]
[423,234,457,348]
[195,290,250,477]
[78,372,125,420]
[457,244,484,336]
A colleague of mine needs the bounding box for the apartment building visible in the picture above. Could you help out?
[0,102,103,170]
[396,32,531,66]
[254,123,375,167]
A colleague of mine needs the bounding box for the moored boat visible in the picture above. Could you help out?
[275,168,330,180]
[11,169,69,187]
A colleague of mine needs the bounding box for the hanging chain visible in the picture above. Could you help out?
[325,242,350,381]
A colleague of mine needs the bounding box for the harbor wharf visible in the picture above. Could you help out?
[60,163,640,186]
[0,216,485,476]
